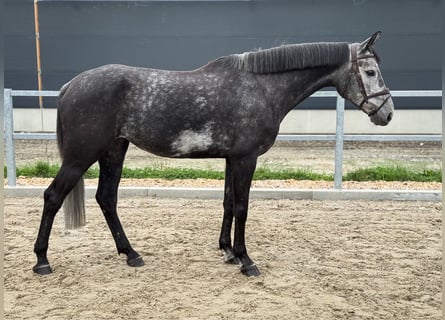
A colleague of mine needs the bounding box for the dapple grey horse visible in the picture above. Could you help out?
[33,31,393,276]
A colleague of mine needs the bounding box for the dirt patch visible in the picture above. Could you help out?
[4,197,442,319]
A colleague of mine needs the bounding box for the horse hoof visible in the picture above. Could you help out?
[241,263,261,277]
[127,255,144,267]
[33,263,52,275]
[224,251,241,265]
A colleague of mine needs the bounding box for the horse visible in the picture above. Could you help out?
[33,31,394,277]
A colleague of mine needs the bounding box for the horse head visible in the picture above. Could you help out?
[340,31,394,126]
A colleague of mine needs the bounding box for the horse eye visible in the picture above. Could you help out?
[365,70,376,77]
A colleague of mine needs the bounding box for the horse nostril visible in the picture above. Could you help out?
[387,112,393,122]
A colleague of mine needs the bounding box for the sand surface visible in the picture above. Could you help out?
[4,197,441,320]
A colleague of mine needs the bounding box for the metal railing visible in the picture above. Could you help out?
[3,89,442,188]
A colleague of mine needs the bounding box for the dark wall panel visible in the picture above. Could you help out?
[5,0,442,108]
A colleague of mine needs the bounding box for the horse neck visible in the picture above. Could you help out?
[259,65,344,120]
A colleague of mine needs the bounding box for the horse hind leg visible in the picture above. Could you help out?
[33,162,91,275]
[95,138,144,268]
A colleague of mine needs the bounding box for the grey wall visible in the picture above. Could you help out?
[5,0,442,109]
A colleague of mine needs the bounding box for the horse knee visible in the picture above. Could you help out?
[223,197,233,212]
[233,203,248,221]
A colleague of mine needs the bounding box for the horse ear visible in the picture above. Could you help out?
[359,31,382,53]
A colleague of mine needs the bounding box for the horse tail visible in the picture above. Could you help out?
[57,81,86,229]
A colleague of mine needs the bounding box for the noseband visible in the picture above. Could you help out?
[350,43,391,117]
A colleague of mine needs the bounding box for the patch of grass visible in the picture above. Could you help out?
[121,167,225,180]
[344,166,442,182]
[253,167,332,181]
[15,161,60,178]
[6,162,442,182]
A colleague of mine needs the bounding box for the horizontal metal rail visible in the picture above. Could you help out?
[4,88,443,188]
[13,133,57,140]
[8,89,443,98]
[10,90,60,97]
[276,134,442,142]
[12,132,442,142]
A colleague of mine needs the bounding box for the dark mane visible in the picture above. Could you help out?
[225,42,350,74]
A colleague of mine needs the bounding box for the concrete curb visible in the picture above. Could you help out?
[4,186,442,201]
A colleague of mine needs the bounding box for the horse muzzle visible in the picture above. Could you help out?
[368,95,394,126]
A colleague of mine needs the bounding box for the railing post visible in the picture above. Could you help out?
[334,94,345,190]
[4,89,17,186]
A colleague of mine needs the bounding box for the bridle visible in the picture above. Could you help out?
[350,43,391,117]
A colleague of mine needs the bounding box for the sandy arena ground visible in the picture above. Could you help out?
[4,196,442,320]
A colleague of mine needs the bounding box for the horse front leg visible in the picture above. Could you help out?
[219,158,240,265]
[230,155,260,276]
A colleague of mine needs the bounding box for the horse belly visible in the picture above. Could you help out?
[124,117,232,159]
